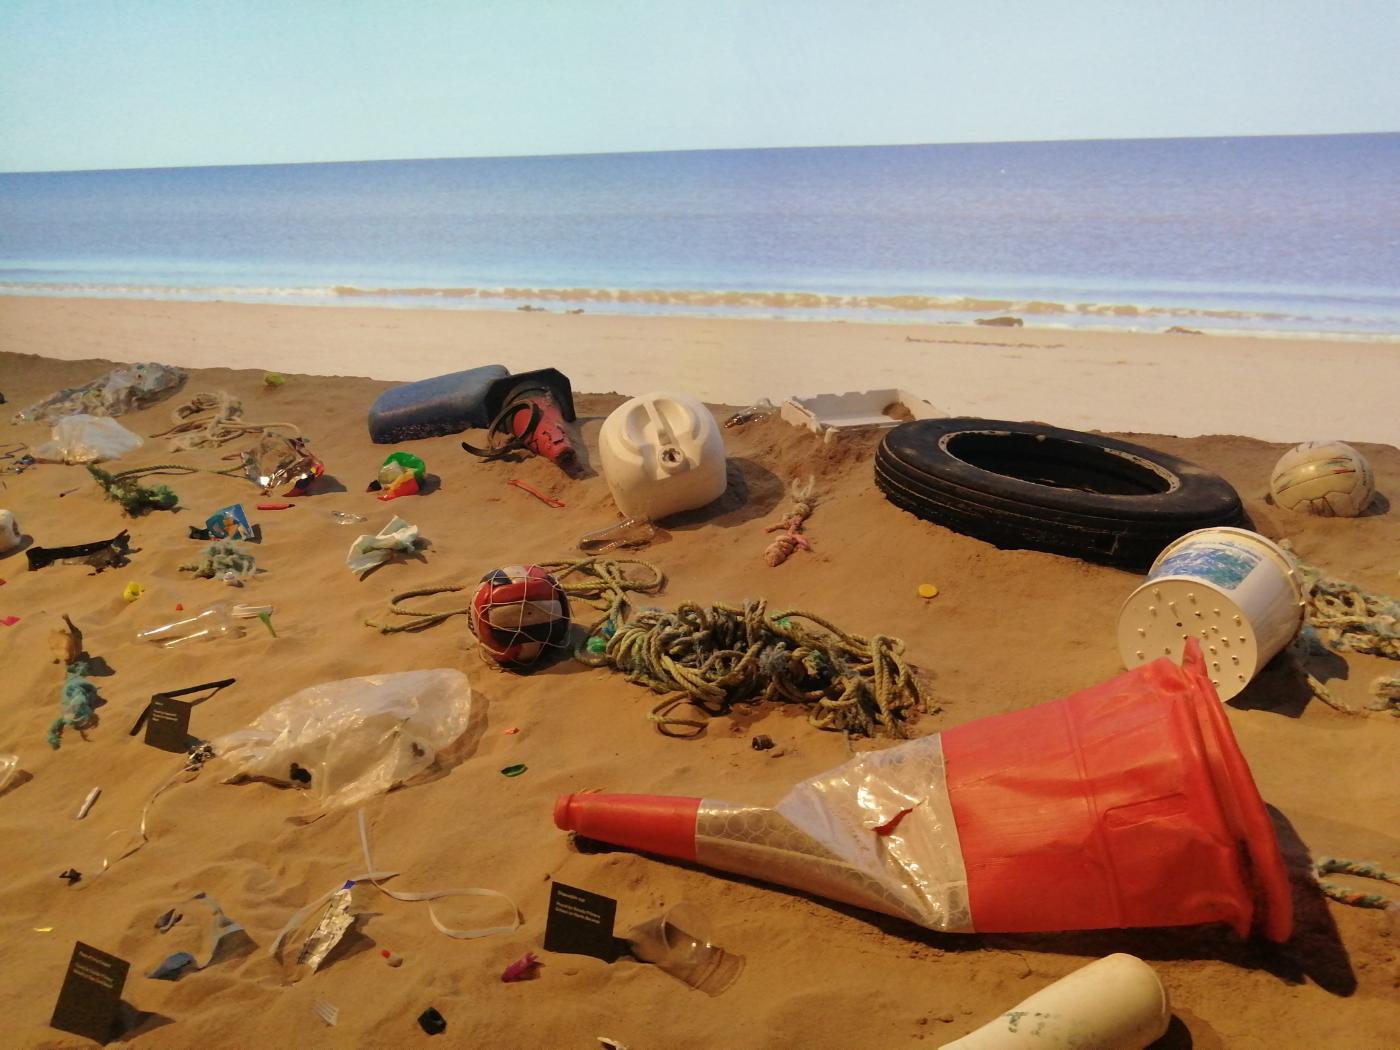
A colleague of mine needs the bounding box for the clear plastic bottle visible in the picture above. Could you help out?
[136,603,243,648]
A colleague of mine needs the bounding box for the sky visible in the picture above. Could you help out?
[1,1,1398,173]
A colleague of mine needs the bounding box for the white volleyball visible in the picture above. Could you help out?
[1269,441,1375,517]
[0,509,20,553]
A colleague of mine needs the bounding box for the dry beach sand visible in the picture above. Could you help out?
[0,297,1398,1048]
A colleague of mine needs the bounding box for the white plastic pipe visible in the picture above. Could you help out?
[940,953,1170,1050]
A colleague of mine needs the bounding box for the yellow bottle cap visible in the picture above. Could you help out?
[917,583,939,599]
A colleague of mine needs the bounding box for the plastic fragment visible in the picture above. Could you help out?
[380,948,403,967]
[59,869,81,885]
[418,1007,447,1035]
[500,764,528,777]
[312,997,338,1027]
[501,951,540,982]
[75,787,101,819]
[918,582,939,599]
[123,582,144,603]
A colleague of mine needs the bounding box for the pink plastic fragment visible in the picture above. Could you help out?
[501,951,540,982]
[0,615,19,627]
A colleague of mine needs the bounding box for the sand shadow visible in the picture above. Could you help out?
[654,457,785,532]
[309,475,348,495]
[1229,647,1347,718]
[116,1002,176,1042]
[0,533,33,560]
[1359,491,1390,517]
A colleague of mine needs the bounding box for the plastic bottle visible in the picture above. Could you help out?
[136,604,242,648]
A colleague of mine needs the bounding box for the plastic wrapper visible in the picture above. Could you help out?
[190,503,254,541]
[0,753,19,793]
[213,669,478,812]
[240,434,323,495]
[30,414,144,464]
[297,882,357,973]
[346,516,419,575]
[13,363,186,424]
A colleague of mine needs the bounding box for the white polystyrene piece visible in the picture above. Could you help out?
[1117,527,1304,700]
[940,953,1170,1050]
[779,389,942,436]
[598,392,728,522]
[0,509,20,553]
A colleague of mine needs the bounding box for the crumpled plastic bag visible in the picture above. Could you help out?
[30,414,144,464]
[347,516,420,575]
[12,363,186,424]
[213,669,478,813]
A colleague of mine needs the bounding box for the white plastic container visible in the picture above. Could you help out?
[598,392,727,522]
[940,953,1169,1050]
[1118,527,1305,700]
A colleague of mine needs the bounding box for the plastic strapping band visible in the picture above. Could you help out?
[356,810,521,939]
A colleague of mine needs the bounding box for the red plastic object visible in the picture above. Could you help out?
[553,793,701,862]
[941,638,1292,941]
[510,391,576,469]
[257,502,294,510]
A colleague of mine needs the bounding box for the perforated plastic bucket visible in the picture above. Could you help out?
[1117,527,1304,700]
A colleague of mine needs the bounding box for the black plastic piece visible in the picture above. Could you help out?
[417,1007,447,1035]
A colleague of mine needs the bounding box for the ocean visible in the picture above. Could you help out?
[2,134,1398,337]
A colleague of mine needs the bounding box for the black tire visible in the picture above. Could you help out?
[875,418,1246,569]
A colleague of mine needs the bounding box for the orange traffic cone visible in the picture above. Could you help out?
[555,639,1293,941]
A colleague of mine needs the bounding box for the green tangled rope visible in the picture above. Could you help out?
[87,463,188,515]
[1295,560,1400,715]
[1314,857,1400,910]
[598,599,924,738]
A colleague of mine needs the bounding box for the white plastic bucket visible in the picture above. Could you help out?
[940,953,1169,1050]
[1117,527,1305,700]
[598,392,727,522]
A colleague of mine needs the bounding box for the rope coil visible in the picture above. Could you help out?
[600,599,924,738]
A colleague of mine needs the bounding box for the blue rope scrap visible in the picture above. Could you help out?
[1297,560,1400,715]
[1313,856,1400,911]
[48,661,97,749]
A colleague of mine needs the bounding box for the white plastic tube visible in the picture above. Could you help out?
[940,953,1170,1050]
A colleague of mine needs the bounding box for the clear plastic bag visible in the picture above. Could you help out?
[13,363,187,424]
[213,669,478,812]
[30,414,144,464]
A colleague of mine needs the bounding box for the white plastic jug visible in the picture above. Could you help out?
[598,392,727,522]
[941,953,1170,1050]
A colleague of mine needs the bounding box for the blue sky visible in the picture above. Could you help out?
[2,1,1397,172]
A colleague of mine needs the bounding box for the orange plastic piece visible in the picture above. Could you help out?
[554,792,701,862]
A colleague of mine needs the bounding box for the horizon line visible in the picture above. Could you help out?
[3,128,1397,177]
